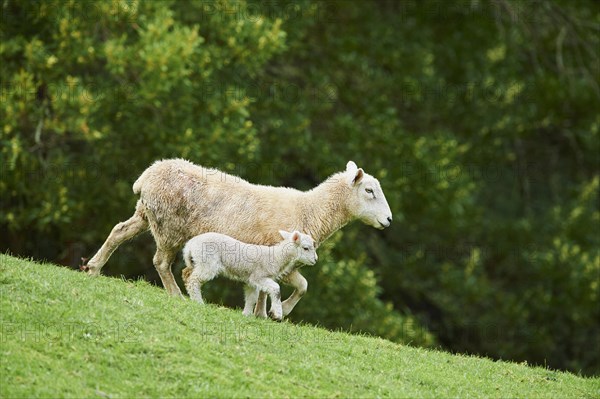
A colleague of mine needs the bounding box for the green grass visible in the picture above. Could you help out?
[1,254,598,398]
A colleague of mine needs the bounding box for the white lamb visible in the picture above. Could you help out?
[182,230,317,321]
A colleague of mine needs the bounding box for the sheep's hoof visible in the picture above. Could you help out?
[254,310,268,319]
[79,257,89,272]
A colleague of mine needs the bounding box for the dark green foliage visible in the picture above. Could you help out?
[1,0,598,374]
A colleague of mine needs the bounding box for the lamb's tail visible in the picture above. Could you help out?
[181,249,194,285]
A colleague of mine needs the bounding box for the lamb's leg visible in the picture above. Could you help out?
[153,248,183,297]
[243,285,259,316]
[86,202,148,276]
[184,259,219,304]
[281,270,308,317]
[253,291,268,318]
[185,274,204,304]
[251,278,282,321]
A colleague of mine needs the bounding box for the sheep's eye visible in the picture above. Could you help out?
[303,246,309,251]
[365,188,373,194]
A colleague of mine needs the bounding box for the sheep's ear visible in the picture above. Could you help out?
[346,161,358,185]
[291,231,301,242]
[346,161,358,173]
[348,167,364,186]
[279,230,290,240]
[353,168,364,185]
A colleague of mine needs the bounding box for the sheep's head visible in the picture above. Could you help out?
[345,161,393,230]
[279,230,318,266]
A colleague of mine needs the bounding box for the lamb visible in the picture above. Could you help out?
[182,230,317,321]
[84,158,392,318]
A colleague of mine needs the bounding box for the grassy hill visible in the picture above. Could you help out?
[1,254,598,398]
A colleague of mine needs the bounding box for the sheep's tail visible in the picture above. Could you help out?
[132,169,150,195]
[181,249,194,285]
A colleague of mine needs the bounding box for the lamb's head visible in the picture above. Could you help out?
[279,230,318,266]
[344,161,393,230]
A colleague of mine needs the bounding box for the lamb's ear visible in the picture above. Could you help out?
[279,230,291,240]
[291,231,301,242]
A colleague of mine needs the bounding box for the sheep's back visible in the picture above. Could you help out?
[135,159,303,249]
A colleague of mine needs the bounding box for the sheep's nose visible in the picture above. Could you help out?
[387,216,393,223]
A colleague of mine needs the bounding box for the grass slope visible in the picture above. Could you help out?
[1,254,598,398]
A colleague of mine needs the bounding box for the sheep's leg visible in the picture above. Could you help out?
[86,203,148,276]
[281,270,308,317]
[242,285,259,316]
[153,248,183,297]
[253,291,268,318]
[251,278,282,321]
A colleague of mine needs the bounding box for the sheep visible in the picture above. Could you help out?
[84,158,392,318]
[182,230,317,320]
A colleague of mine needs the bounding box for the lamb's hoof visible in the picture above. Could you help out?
[268,311,283,322]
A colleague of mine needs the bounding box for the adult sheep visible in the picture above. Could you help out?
[85,159,392,317]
